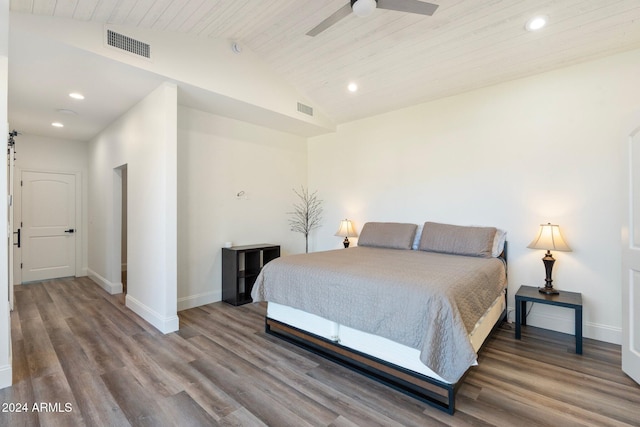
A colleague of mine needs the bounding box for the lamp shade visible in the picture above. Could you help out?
[527,223,571,252]
[335,219,358,238]
[352,0,377,17]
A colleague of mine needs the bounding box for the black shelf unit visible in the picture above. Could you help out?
[222,244,280,306]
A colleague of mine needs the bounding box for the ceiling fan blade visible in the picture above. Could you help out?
[377,0,439,16]
[306,3,353,37]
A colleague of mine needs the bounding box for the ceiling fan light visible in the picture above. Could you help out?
[352,0,377,17]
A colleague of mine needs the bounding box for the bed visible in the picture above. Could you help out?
[251,221,508,414]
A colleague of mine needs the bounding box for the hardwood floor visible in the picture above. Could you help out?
[1,277,639,426]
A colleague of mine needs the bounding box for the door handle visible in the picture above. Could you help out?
[64,229,75,233]
[13,229,20,248]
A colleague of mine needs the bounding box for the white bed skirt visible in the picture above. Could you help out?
[267,292,505,384]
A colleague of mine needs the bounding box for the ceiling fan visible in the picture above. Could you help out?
[307,0,439,37]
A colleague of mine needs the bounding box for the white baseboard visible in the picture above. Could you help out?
[507,305,621,345]
[87,268,122,295]
[126,294,179,334]
[177,290,220,311]
[584,322,622,345]
[0,364,12,389]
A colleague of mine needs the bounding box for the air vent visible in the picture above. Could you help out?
[106,29,151,59]
[297,102,314,116]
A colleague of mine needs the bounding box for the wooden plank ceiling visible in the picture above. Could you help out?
[9,0,640,123]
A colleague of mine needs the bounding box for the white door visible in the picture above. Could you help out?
[622,124,640,385]
[21,171,76,282]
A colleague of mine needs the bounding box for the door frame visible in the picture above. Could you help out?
[15,167,83,283]
[7,140,15,309]
[111,165,126,295]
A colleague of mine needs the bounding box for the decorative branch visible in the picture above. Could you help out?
[287,186,323,253]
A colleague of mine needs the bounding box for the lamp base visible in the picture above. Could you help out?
[539,252,559,295]
[343,237,350,248]
[538,286,559,295]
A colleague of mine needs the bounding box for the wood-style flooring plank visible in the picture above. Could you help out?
[13,286,40,322]
[130,330,240,421]
[0,378,39,427]
[20,316,62,380]
[189,356,317,427]
[180,304,320,372]
[100,367,172,427]
[160,390,220,427]
[44,281,85,320]
[64,316,125,376]
[96,326,183,400]
[185,322,341,425]
[219,407,268,427]
[2,278,639,427]
[304,362,442,427]
[265,359,438,427]
[10,338,32,385]
[31,372,84,426]
[52,340,129,427]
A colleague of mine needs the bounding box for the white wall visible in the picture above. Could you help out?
[0,0,11,389]
[88,82,178,333]
[13,134,89,283]
[177,107,307,310]
[309,48,640,345]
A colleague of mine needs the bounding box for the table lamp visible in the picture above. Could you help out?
[527,223,572,294]
[335,219,358,248]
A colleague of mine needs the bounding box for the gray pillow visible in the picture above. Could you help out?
[358,222,418,250]
[418,222,497,258]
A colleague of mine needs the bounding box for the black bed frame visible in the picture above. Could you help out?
[264,245,508,415]
[265,304,506,414]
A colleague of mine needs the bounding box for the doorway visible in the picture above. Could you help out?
[114,165,128,295]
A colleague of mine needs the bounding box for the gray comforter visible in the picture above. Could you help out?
[251,246,507,383]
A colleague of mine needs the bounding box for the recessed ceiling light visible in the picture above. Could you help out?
[51,122,64,128]
[525,15,548,31]
[69,92,85,100]
[347,82,358,92]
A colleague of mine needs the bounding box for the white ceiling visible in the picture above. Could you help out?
[8,0,640,141]
[9,30,171,141]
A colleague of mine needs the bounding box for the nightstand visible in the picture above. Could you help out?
[514,285,583,354]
